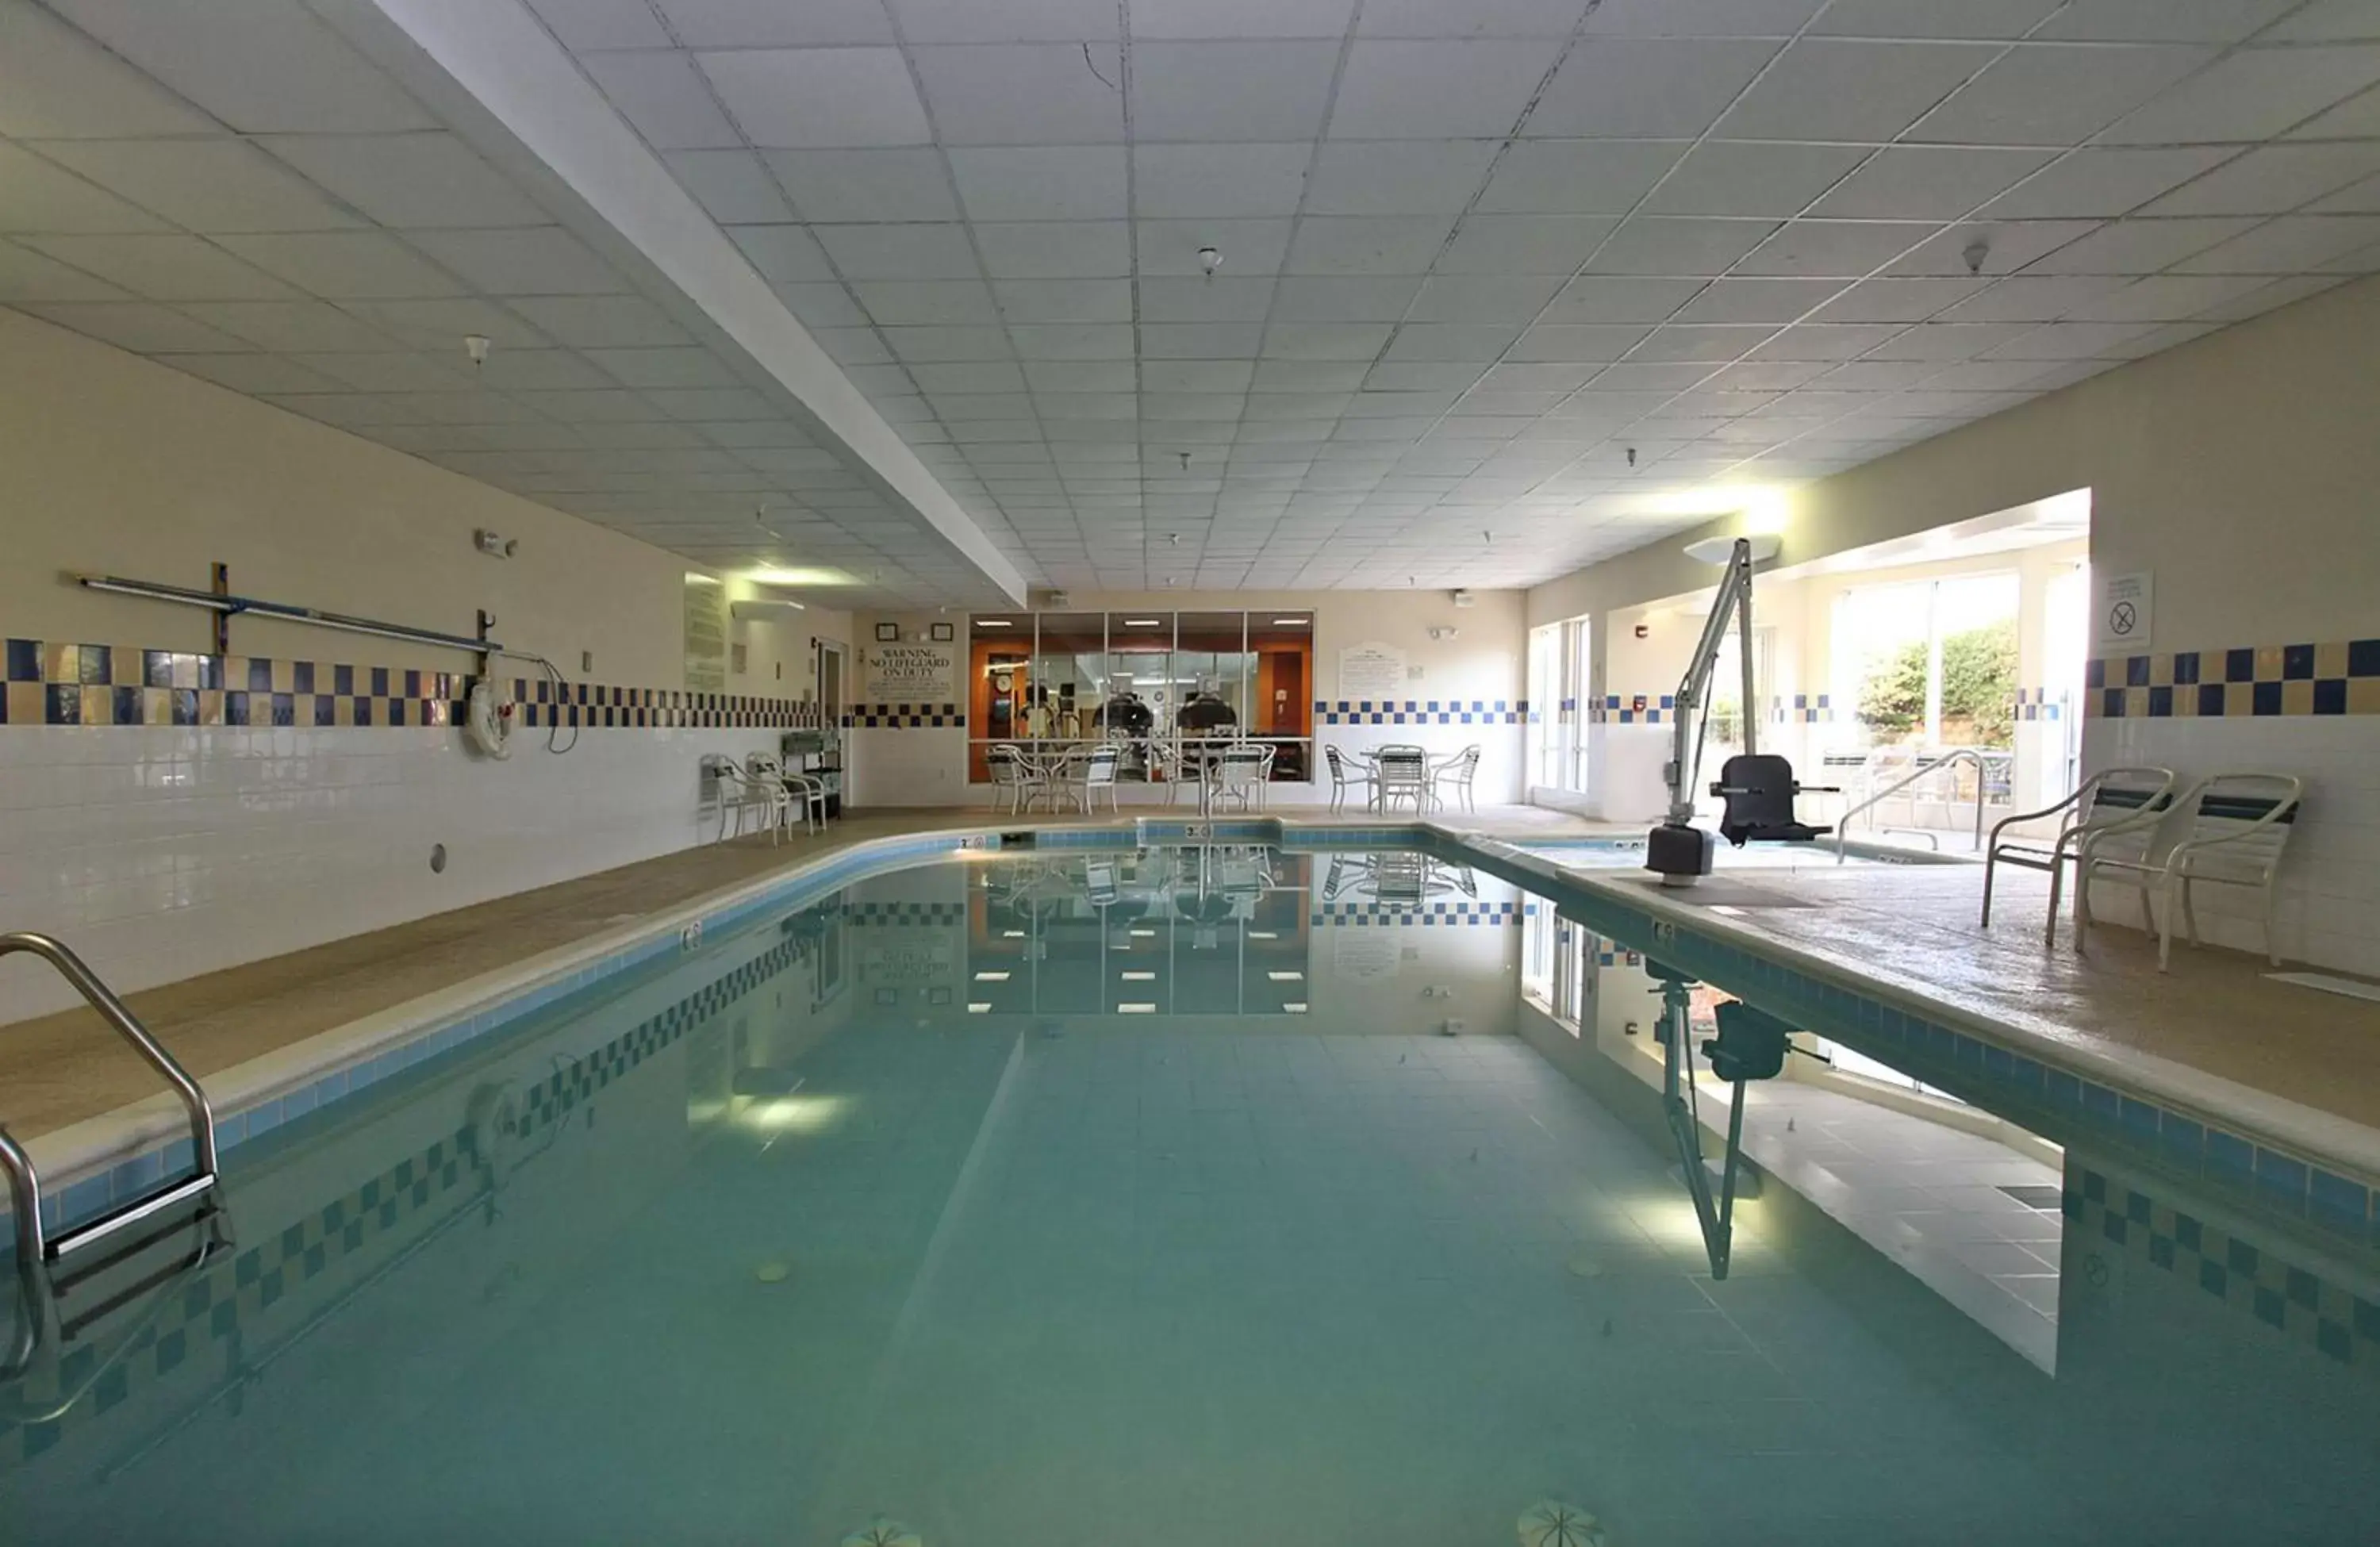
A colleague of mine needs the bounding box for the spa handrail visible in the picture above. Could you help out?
[0,933,220,1269]
[1831,748,1996,862]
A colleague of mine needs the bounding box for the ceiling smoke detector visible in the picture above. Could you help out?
[1197,246,1222,275]
[1963,236,1990,275]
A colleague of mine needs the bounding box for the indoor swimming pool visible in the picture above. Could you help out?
[4,843,2376,1545]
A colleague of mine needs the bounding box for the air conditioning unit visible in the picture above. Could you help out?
[1033,588,1073,608]
[1450,588,1475,608]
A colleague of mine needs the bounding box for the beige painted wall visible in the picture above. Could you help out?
[0,307,852,692]
[1530,274,2380,652]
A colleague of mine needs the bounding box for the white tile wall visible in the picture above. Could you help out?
[0,723,783,1024]
[2082,714,2380,974]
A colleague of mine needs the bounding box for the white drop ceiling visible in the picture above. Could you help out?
[6,0,2380,605]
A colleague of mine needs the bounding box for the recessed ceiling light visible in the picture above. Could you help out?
[1266,970,1303,982]
[1121,969,1156,981]
[1119,1002,1157,1013]
[973,970,1010,981]
[1282,1002,1308,1013]
[1247,930,1278,940]
[1270,617,1307,626]
[975,619,1012,628]
[967,1002,992,1013]
[1123,618,1161,627]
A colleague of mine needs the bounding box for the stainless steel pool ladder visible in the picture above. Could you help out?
[0,932,222,1277]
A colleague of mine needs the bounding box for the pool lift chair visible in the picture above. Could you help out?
[1646,959,1812,1280]
[1645,535,1836,885]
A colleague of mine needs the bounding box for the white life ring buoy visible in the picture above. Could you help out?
[466,681,515,759]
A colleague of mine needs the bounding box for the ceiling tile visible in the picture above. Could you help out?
[1006,323,1131,357]
[1285,215,1458,273]
[1436,214,1618,272]
[0,145,167,234]
[1128,0,1357,39]
[0,2,218,139]
[1406,273,1568,321]
[888,0,1123,43]
[658,149,797,224]
[2312,173,2380,214]
[651,0,892,44]
[264,132,548,229]
[164,351,348,394]
[1744,322,1902,358]
[1129,41,1341,140]
[1269,275,1423,321]
[21,301,255,353]
[950,145,1127,219]
[2058,273,2268,320]
[1641,142,1870,217]
[1978,320,2163,359]
[2104,44,2380,143]
[1980,147,2245,222]
[1933,274,2127,321]
[1303,141,1503,214]
[168,301,395,353]
[697,48,931,147]
[995,277,1135,321]
[1506,322,1653,359]
[882,324,1018,359]
[1813,276,1987,321]
[48,0,435,133]
[1907,44,2213,144]
[2170,213,2380,272]
[1672,277,1844,322]
[1736,220,1935,277]
[1624,323,1775,361]
[2020,217,2258,274]
[1808,148,2057,221]
[1137,275,1276,321]
[523,0,674,50]
[508,295,699,347]
[1261,321,1397,359]
[1138,218,1296,274]
[1472,140,1687,213]
[466,348,617,390]
[1134,144,1313,217]
[1542,274,1707,320]
[1527,40,1780,137]
[1580,0,1824,36]
[584,346,743,387]
[1585,217,1779,274]
[973,221,1131,278]
[1141,321,1265,357]
[1359,0,1599,35]
[1806,0,2063,36]
[2139,143,2380,217]
[1861,321,2034,360]
[0,236,131,300]
[1887,221,2100,274]
[770,281,869,326]
[340,298,554,349]
[291,350,469,390]
[1328,40,1567,137]
[811,222,972,278]
[582,52,745,150]
[762,150,958,224]
[406,228,624,294]
[37,138,365,232]
[24,233,298,300]
[1717,40,1998,140]
[2033,0,2301,42]
[912,44,1125,144]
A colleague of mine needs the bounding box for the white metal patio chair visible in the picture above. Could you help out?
[747,752,828,835]
[1054,744,1122,813]
[1207,743,1271,812]
[2078,773,2303,969]
[1373,747,1430,815]
[985,743,1042,814]
[1981,766,2176,942]
[712,754,792,843]
[1431,744,1483,813]
[1322,744,1374,813]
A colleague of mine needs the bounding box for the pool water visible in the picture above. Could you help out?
[4,846,2375,1545]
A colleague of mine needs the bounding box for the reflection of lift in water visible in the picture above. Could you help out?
[1645,959,1807,1279]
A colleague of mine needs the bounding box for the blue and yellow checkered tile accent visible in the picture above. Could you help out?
[0,929,811,1468]
[2013,686,2066,722]
[1310,900,1523,925]
[1314,699,1525,726]
[2086,639,2380,720]
[842,702,963,728]
[1594,693,1676,725]
[2067,1166,2380,1374]
[0,638,823,729]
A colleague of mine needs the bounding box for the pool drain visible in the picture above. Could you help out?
[1518,1499,1606,1546]
[840,1519,921,1547]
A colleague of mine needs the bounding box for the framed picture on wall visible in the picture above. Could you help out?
[930,622,954,643]
[875,623,900,642]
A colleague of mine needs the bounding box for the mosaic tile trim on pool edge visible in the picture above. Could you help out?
[2067,1166,2380,1375]
[0,926,804,1467]
[1454,843,2380,1216]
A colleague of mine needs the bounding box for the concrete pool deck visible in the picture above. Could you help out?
[4,806,2377,1169]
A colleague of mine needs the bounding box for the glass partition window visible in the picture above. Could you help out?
[966,612,1314,784]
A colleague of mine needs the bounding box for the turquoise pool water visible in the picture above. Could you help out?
[4,846,2375,1545]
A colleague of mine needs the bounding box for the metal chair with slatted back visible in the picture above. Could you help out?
[1982,766,2175,942]
[1373,748,1430,815]
[2078,772,2303,969]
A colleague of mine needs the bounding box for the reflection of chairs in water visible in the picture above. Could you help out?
[1323,851,1476,904]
